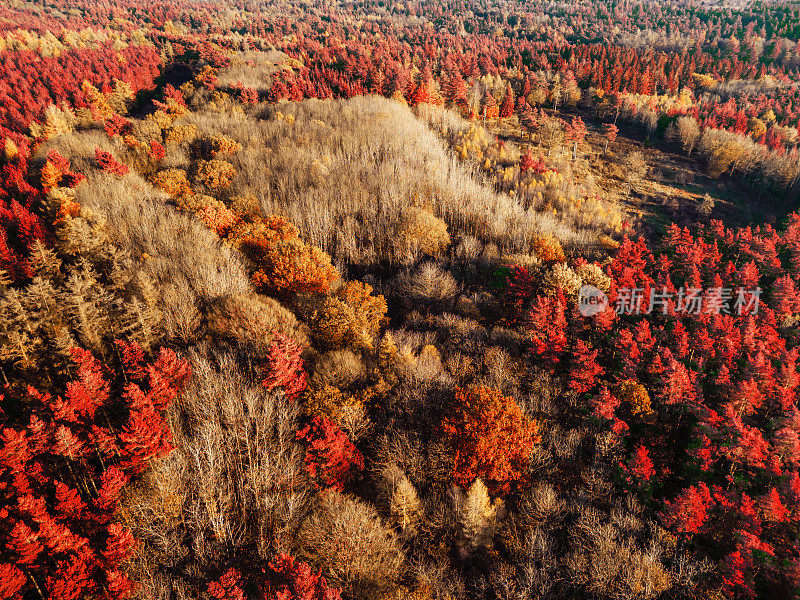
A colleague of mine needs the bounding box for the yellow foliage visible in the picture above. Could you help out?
[301,294,360,350]
[163,124,197,144]
[615,380,653,416]
[691,73,717,90]
[4,139,18,161]
[393,207,451,264]
[196,158,236,190]
[81,80,113,121]
[151,169,191,197]
[198,134,242,158]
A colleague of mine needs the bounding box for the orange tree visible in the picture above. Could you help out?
[442,384,540,495]
[233,215,338,296]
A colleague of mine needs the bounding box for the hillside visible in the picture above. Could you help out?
[1,2,800,600]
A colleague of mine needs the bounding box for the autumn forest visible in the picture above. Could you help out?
[1,0,800,599]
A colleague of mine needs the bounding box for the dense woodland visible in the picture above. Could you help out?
[2,0,800,599]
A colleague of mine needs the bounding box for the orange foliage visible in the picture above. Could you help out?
[442,384,540,495]
[151,169,191,198]
[196,159,235,190]
[234,215,338,295]
[532,234,566,262]
[195,200,239,234]
[40,160,62,190]
[337,281,388,342]
[615,380,653,416]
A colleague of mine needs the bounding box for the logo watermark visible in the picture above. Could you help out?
[578,285,609,317]
[578,286,761,317]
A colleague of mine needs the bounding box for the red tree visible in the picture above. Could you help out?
[0,342,191,600]
[261,334,308,400]
[296,416,364,491]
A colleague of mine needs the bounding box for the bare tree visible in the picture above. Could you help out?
[623,150,648,198]
[676,116,701,157]
[539,117,563,157]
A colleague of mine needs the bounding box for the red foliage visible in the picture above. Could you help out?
[0,130,51,281]
[148,140,166,161]
[499,84,514,118]
[621,445,656,485]
[103,114,133,138]
[205,553,342,600]
[526,292,568,363]
[0,342,191,599]
[567,339,603,394]
[501,265,537,323]
[260,552,342,600]
[512,216,800,595]
[661,483,714,534]
[208,568,246,600]
[95,148,129,176]
[0,44,160,135]
[441,384,540,495]
[296,416,364,491]
[261,334,308,400]
[759,487,789,522]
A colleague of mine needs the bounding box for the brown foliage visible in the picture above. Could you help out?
[205,292,309,352]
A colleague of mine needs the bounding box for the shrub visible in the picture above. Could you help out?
[542,262,582,297]
[195,134,242,159]
[392,207,451,265]
[147,140,166,161]
[304,384,352,421]
[196,200,239,234]
[575,262,611,292]
[234,216,338,296]
[205,292,309,352]
[405,263,459,308]
[297,489,404,600]
[441,384,539,495]
[94,149,129,176]
[207,568,247,600]
[337,281,388,345]
[151,168,191,197]
[297,295,360,350]
[196,158,236,190]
